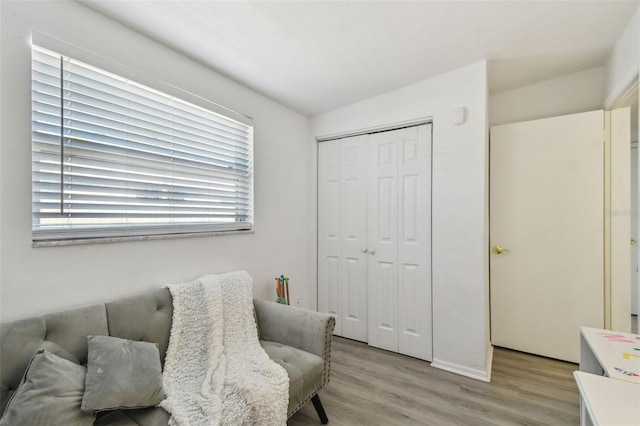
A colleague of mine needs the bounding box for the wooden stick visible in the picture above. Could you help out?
[285,277,290,305]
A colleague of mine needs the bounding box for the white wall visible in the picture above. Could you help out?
[311,62,491,381]
[0,1,313,322]
[604,8,639,106]
[489,67,604,127]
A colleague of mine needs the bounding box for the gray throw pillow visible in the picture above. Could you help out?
[81,335,165,412]
[0,349,95,426]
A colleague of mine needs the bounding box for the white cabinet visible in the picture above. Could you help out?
[318,124,432,361]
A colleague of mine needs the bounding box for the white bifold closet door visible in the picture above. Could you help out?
[318,135,369,342]
[367,125,432,360]
[318,124,432,361]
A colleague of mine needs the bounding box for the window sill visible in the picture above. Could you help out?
[32,228,255,248]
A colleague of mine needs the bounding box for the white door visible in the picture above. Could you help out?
[367,130,399,352]
[609,107,631,331]
[631,145,638,315]
[368,124,432,361]
[397,125,432,360]
[340,135,369,341]
[318,135,368,341]
[318,124,432,359]
[318,139,343,334]
[490,111,604,363]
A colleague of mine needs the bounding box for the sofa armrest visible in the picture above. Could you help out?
[254,299,335,385]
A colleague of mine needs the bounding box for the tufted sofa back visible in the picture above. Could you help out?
[0,288,173,416]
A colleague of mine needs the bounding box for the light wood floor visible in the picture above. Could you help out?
[288,337,580,426]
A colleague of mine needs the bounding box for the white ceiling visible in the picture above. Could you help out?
[81,0,638,117]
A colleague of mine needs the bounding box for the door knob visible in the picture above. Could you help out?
[492,245,510,255]
[369,249,376,255]
[361,248,368,253]
[632,239,636,246]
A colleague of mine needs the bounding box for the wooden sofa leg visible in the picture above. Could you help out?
[311,394,329,424]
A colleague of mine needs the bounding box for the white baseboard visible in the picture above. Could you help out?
[431,345,494,383]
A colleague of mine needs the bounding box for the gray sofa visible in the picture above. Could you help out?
[0,288,335,425]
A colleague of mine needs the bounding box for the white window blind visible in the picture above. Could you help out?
[31,45,254,242]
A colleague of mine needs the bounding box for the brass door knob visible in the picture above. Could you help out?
[632,239,636,246]
[492,245,510,255]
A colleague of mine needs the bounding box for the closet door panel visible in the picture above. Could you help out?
[340,135,368,342]
[397,125,432,361]
[318,140,343,335]
[368,132,399,352]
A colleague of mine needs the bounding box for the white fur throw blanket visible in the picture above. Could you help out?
[160,271,289,426]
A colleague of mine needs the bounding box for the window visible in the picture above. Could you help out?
[31,46,253,243]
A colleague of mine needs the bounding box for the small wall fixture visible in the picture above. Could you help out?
[451,107,466,126]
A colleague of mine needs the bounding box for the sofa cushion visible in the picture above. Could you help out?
[82,335,165,412]
[260,340,324,415]
[0,349,95,426]
[94,407,170,426]
[0,304,108,416]
[105,289,173,366]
